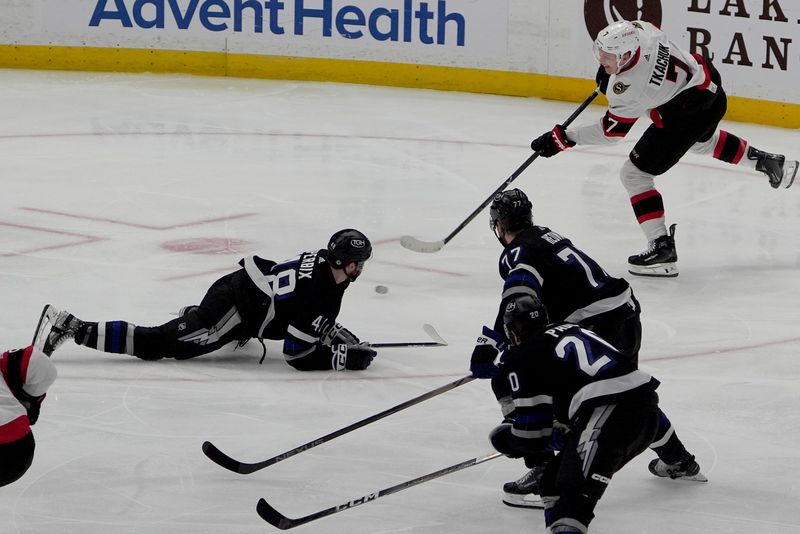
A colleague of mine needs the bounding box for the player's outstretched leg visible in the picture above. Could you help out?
[747,147,798,189]
[648,411,707,482]
[502,465,545,509]
[627,224,678,278]
[32,305,85,356]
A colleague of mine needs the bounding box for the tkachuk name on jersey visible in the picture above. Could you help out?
[649,42,671,87]
[541,230,565,245]
[89,0,467,47]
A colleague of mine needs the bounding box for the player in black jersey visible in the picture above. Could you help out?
[470,189,703,508]
[32,229,377,372]
[489,294,662,534]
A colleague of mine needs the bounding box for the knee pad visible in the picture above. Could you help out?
[620,159,656,197]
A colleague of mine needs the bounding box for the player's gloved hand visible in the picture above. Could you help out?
[470,327,506,379]
[16,389,45,425]
[595,65,610,95]
[331,343,377,371]
[488,422,523,458]
[321,322,360,346]
[530,125,575,157]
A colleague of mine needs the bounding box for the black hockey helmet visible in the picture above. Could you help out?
[489,188,533,236]
[327,229,372,269]
[502,294,549,344]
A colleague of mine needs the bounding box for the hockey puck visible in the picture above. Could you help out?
[374,285,389,294]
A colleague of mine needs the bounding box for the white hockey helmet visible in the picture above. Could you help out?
[593,20,640,70]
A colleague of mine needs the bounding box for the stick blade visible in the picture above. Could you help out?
[400,235,445,253]
[256,498,298,530]
[202,441,246,474]
[422,324,448,346]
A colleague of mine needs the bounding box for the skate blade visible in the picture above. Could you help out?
[502,493,544,509]
[628,262,679,278]
[676,471,708,482]
[31,304,56,356]
[782,160,798,188]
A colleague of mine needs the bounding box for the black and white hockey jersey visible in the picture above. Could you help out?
[493,226,632,334]
[569,20,716,144]
[238,249,348,367]
[503,322,658,449]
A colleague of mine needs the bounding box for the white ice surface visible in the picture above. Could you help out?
[1,69,799,533]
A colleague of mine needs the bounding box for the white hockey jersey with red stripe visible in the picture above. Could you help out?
[568,20,714,144]
[0,346,57,444]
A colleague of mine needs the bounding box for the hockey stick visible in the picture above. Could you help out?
[202,374,476,474]
[369,323,448,348]
[401,88,600,253]
[256,451,503,529]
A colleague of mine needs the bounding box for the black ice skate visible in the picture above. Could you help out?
[32,304,84,356]
[502,466,545,509]
[627,224,678,278]
[748,147,798,189]
[648,453,708,482]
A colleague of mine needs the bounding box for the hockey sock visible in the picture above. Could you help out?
[629,190,666,242]
[693,130,762,171]
[649,410,689,463]
[75,321,135,355]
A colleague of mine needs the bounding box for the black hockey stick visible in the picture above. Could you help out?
[369,323,447,348]
[256,451,503,529]
[202,374,475,474]
[401,88,600,253]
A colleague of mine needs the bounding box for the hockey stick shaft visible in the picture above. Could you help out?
[256,451,503,529]
[202,375,475,474]
[401,89,599,253]
[369,323,448,348]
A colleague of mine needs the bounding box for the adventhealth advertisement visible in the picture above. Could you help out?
[39,0,510,61]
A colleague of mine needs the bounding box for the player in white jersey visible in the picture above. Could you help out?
[530,20,798,278]
[0,345,57,487]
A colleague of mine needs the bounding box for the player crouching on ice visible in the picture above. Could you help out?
[32,229,377,372]
[488,295,705,534]
[1,345,57,487]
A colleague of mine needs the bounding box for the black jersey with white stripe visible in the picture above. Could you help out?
[238,249,347,363]
[502,322,659,449]
[493,226,631,333]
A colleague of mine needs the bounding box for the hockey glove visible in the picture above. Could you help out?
[595,65,610,95]
[489,423,554,464]
[530,125,575,158]
[331,343,377,371]
[321,322,360,346]
[16,389,45,425]
[470,326,506,379]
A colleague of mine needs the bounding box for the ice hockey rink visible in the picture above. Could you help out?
[1,68,799,533]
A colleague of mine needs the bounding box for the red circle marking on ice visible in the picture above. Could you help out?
[161,238,251,255]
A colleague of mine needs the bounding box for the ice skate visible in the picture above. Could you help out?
[32,304,84,356]
[748,147,798,189]
[628,224,678,278]
[502,466,545,509]
[648,453,708,482]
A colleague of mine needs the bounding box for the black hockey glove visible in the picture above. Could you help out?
[489,422,553,464]
[321,322,360,346]
[530,125,575,158]
[16,389,45,425]
[470,327,505,379]
[331,343,377,371]
[595,65,610,95]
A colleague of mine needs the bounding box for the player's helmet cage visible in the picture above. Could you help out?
[502,294,550,344]
[327,229,372,269]
[593,20,641,70]
[489,188,534,236]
